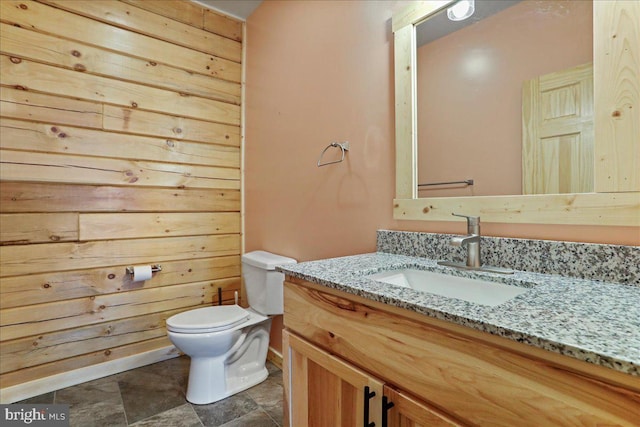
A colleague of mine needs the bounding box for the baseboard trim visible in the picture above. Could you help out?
[267,347,283,370]
[0,345,180,404]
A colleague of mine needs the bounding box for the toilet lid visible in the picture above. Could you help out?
[166,305,250,334]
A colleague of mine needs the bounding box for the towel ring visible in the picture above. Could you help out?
[317,141,349,167]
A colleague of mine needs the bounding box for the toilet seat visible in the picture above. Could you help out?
[166,305,250,334]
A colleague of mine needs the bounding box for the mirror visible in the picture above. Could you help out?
[392,0,639,225]
[416,0,593,197]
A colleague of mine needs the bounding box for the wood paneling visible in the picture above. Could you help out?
[0,0,243,400]
[0,23,241,104]
[0,235,240,277]
[204,8,243,42]
[0,0,241,82]
[79,212,240,240]
[0,256,240,309]
[102,105,240,146]
[40,0,242,62]
[1,278,239,341]
[0,87,103,128]
[0,150,240,189]
[0,213,78,245]
[0,337,173,389]
[1,118,241,167]
[1,310,184,374]
[1,56,240,125]
[120,0,205,28]
[0,182,240,213]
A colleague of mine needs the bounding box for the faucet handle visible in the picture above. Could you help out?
[452,213,480,226]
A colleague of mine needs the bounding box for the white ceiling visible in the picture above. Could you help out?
[191,0,263,21]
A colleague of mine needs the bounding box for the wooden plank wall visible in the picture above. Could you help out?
[0,0,244,396]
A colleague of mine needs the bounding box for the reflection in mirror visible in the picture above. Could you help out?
[416,0,593,197]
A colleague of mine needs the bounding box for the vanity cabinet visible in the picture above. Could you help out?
[283,277,640,427]
[283,330,459,427]
[283,330,384,426]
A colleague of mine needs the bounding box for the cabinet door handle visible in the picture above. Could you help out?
[382,396,395,427]
[364,386,376,427]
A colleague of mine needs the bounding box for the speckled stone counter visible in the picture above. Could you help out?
[377,230,640,285]
[278,252,640,376]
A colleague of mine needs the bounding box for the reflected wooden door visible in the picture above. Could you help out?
[522,63,594,194]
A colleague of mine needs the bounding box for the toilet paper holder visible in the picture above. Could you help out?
[125,264,162,275]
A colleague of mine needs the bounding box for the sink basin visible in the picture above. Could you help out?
[367,269,527,307]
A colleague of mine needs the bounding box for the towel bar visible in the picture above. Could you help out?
[317,141,349,167]
[418,179,474,187]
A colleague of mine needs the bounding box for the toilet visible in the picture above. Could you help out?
[166,250,296,405]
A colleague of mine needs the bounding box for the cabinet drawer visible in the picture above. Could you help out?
[284,281,640,426]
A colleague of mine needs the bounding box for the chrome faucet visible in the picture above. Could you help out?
[449,213,481,268]
[438,213,514,274]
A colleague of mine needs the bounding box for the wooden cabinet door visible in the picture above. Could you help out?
[384,386,464,427]
[283,330,384,427]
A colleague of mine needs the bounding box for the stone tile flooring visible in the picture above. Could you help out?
[18,356,283,426]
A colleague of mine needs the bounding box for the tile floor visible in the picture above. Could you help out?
[18,356,284,427]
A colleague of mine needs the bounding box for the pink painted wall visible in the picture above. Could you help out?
[245,0,400,263]
[417,0,593,197]
[245,1,639,353]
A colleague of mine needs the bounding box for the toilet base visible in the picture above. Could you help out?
[181,317,272,405]
[186,357,268,404]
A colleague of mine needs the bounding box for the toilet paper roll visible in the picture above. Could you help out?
[132,265,153,282]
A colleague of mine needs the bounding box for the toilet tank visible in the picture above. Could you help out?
[241,251,297,315]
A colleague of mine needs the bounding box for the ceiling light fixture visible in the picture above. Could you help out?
[447,0,475,21]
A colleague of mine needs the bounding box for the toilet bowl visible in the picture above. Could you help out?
[166,251,296,405]
[167,305,270,404]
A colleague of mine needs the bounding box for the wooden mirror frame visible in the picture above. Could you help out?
[392,0,639,225]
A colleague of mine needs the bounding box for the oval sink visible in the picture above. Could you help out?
[367,269,527,307]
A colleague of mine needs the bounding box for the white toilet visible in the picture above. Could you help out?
[166,250,296,405]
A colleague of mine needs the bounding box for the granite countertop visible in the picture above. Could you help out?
[278,252,640,376]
